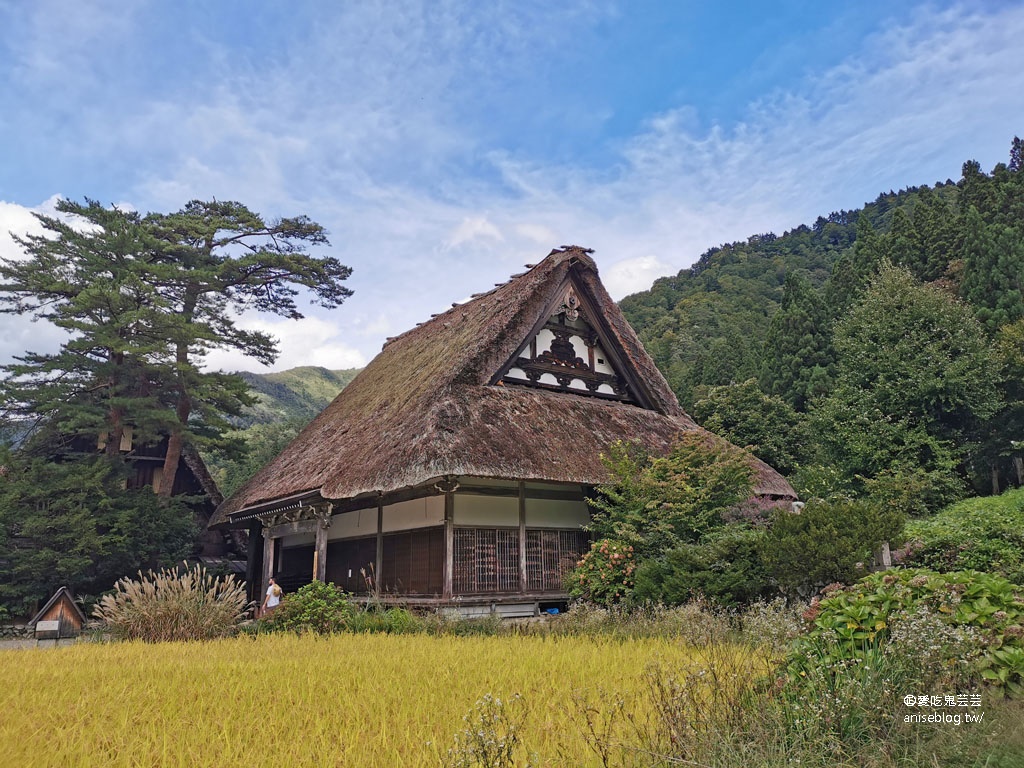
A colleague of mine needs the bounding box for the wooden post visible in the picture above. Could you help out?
[314,516,328,584]
[518,481,527,593]
[246,522,262,604]
[443,490,454,601]
[873,541,892,570]
[262,531,276,600]
[375,495,384,586]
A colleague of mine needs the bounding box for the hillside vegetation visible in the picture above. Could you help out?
[235,366,360,426]
[214,140,1023,519]
[203,366,358,496]
[622,138,1023,505]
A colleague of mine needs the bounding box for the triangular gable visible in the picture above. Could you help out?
[491,272,655,409]
[29,586,87,627]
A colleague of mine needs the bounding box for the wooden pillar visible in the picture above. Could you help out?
[443,490,454,600]
[375,495,384,587]
[262,531,276,599]
[518,481,527,593]
[245,522,262,604]
[312,503,333,583]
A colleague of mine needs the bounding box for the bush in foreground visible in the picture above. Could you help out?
[794,568,1024,697]
[566,538,636,606]
[92,563,249,642]
[555,589,1024,767]
[264,580,355,634]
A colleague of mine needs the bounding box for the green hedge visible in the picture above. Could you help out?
[902,488,1024,584]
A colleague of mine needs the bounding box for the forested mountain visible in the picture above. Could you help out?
[202,366,359,496]
[622,138,1024,503]
[235,366,360,427]
[620,182,960,408]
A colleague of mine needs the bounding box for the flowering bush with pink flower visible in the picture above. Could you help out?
[567,538,636,606]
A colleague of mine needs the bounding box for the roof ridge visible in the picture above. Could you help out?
[380,248,589,350]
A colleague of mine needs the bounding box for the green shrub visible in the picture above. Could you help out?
[347,607,423,634]
[587,434,754,558]
[92,563,250,642]
[762,498,903,596]
[632,525,773,607]
[265,580,354,635]
[793,568,1024,697]
[566,538,636,606]
[901,488,1024,584]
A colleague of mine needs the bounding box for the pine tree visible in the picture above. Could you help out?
[141,200,353,494]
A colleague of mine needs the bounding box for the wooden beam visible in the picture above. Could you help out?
[268,518,319,539]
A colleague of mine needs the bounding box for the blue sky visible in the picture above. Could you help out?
[1,1,1022,372]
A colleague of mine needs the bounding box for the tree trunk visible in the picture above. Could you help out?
[159,365,191,498]
[159,289,198,498]
[991,462,1000,496]
[105,351,125,457]
[158,346,191,498]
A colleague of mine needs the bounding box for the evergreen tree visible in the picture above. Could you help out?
[825,213,884,316]
[0,198,353,487]
[142,200,353,494]
[759,272,833,410]
[960,208,1024,332]
[912,186,961,283]
[0,448,195,614]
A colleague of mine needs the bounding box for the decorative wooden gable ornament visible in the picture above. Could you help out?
[493,273,650,408]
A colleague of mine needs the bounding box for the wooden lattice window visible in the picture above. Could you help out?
[453,528,519,594]
[526,529,590,592]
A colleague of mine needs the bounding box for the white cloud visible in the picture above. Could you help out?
[444,217,504,250]
[0,197,53,261]
[2,3,1023,378]
[603,255,674,299]
[201,315,368,373]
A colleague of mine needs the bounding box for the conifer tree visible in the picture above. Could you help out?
[141,200,353,494]
[759,272,833,411]
[0,198,353,484]
[825,213,884,316]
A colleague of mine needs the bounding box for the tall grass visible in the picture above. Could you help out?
[92,563,250,642]
[0,633,705,767]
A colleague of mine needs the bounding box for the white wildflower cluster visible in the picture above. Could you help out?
[737,598,805,651]
[444,693,536,768]
[886,606,986,688]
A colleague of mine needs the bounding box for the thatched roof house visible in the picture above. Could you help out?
[213,246,795,613]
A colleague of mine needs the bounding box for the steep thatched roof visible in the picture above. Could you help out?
[212,247,795,527]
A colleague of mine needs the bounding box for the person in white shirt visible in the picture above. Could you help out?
[261,577,283,617]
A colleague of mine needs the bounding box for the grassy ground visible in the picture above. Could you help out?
[0,632,707,767]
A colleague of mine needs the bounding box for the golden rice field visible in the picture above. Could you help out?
[0,633,714,767]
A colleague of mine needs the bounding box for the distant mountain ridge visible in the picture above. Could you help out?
[235,366,361,427]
